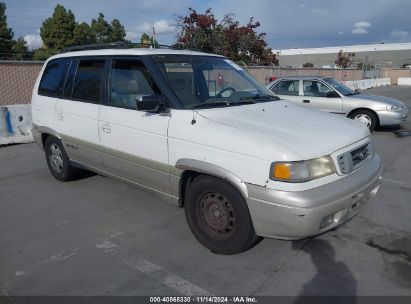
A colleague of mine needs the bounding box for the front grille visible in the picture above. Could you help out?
[338,142,374,174]
[351,144,369,167]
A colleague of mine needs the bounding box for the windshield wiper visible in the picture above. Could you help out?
[192,101,231,109]
[345,91,360,96]
[192,100,256,109]
[240,94,280,101]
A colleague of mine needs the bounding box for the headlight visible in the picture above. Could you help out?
[386,105,402,112]
[270,156,336,183]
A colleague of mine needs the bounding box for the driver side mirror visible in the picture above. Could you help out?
[136,94,168,113]
[327,91,340,98]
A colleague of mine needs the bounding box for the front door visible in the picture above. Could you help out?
[98,58,171,196]
[301,80,343,114]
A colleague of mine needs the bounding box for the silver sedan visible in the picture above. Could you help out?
[266,76,409,131]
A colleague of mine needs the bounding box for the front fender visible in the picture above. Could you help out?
[175,158,249,198]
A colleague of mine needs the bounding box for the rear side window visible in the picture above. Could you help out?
[270,83,279,94]
[72,59,105,102]
[277,80,300,96]
[63,59,78,98]
[38,58,70,97]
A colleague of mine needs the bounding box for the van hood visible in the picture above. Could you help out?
[196,100,369,160]
[347,93,405,107]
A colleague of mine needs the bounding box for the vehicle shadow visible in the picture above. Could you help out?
[75,169,97,180]
[375,125,402,133]
[293,239,357,303]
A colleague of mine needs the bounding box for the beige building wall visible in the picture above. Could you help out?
[0,61,43,106]
[381,69,411,85]
[245,67,364,84]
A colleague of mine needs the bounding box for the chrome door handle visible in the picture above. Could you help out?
[101,123,111,133]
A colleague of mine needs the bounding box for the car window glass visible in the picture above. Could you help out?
[63,59,78,98]
[277,80,299,96]
[162,62,198,106]
[303,80,333,97]
[108,59,160,109]
[202,68,255,97]
[271,83,279,94]
[72,59,105,102]
[38,58,70,97]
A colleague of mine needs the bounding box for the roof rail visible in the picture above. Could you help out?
[60,42,176,53]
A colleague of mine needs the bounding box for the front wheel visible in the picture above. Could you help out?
[185,175,258,254]
[348,109,378,132]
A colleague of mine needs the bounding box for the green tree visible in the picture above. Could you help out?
[303,62,314,68]
[35,4,76,59]
[175,8,278,66]
[12,37,28,59]
[0,2,14,58]
[73,22,96,45]
[91,13,111,43]
[110,19,126,42]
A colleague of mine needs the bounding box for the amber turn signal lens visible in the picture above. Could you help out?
[273,163,291,180]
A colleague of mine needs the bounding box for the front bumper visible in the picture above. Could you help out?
[378,108,409,126]
[246,154,383,239]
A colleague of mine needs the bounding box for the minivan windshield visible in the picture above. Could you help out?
[152,55,279,109]
[324,78,359,96]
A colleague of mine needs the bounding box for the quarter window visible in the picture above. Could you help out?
[72,59,105,102]
[277,80,300,96]
[38,58,70,97]
[108,59,160,109]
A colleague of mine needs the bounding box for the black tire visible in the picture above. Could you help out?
[45,136,79,181]
[348,109,378,132]
[185,175,258,254]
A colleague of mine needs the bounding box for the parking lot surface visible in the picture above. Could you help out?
[1,85,411,297]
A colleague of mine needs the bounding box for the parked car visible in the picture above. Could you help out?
[32,45,383,254]
[266,76,409,131]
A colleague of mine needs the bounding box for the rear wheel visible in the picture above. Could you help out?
[185,175,258,254]
[45,136,79,181]
[348,109,378,132]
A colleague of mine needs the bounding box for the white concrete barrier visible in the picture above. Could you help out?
[342,78,391,91]
[398,78,411,86]
[0,105,33,145]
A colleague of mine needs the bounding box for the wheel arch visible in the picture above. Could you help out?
[347,108,380,126]
[176,159,249,207]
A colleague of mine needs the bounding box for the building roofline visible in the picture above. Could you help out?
[273,42,411,56]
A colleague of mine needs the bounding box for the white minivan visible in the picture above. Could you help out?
[32,45,383,254]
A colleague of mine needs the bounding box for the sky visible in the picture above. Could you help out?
[3,0,411,50]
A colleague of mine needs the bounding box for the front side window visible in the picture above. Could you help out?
[108,59,160,109]
[303,80,334,97]
[72,59,105,102]
[153,55,278,109]
[277,80,300,96]
[324,78,356,96]
[38,58,70,97]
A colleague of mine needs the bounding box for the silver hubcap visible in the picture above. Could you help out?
[49,143,64,173]
[354,114,372,128]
